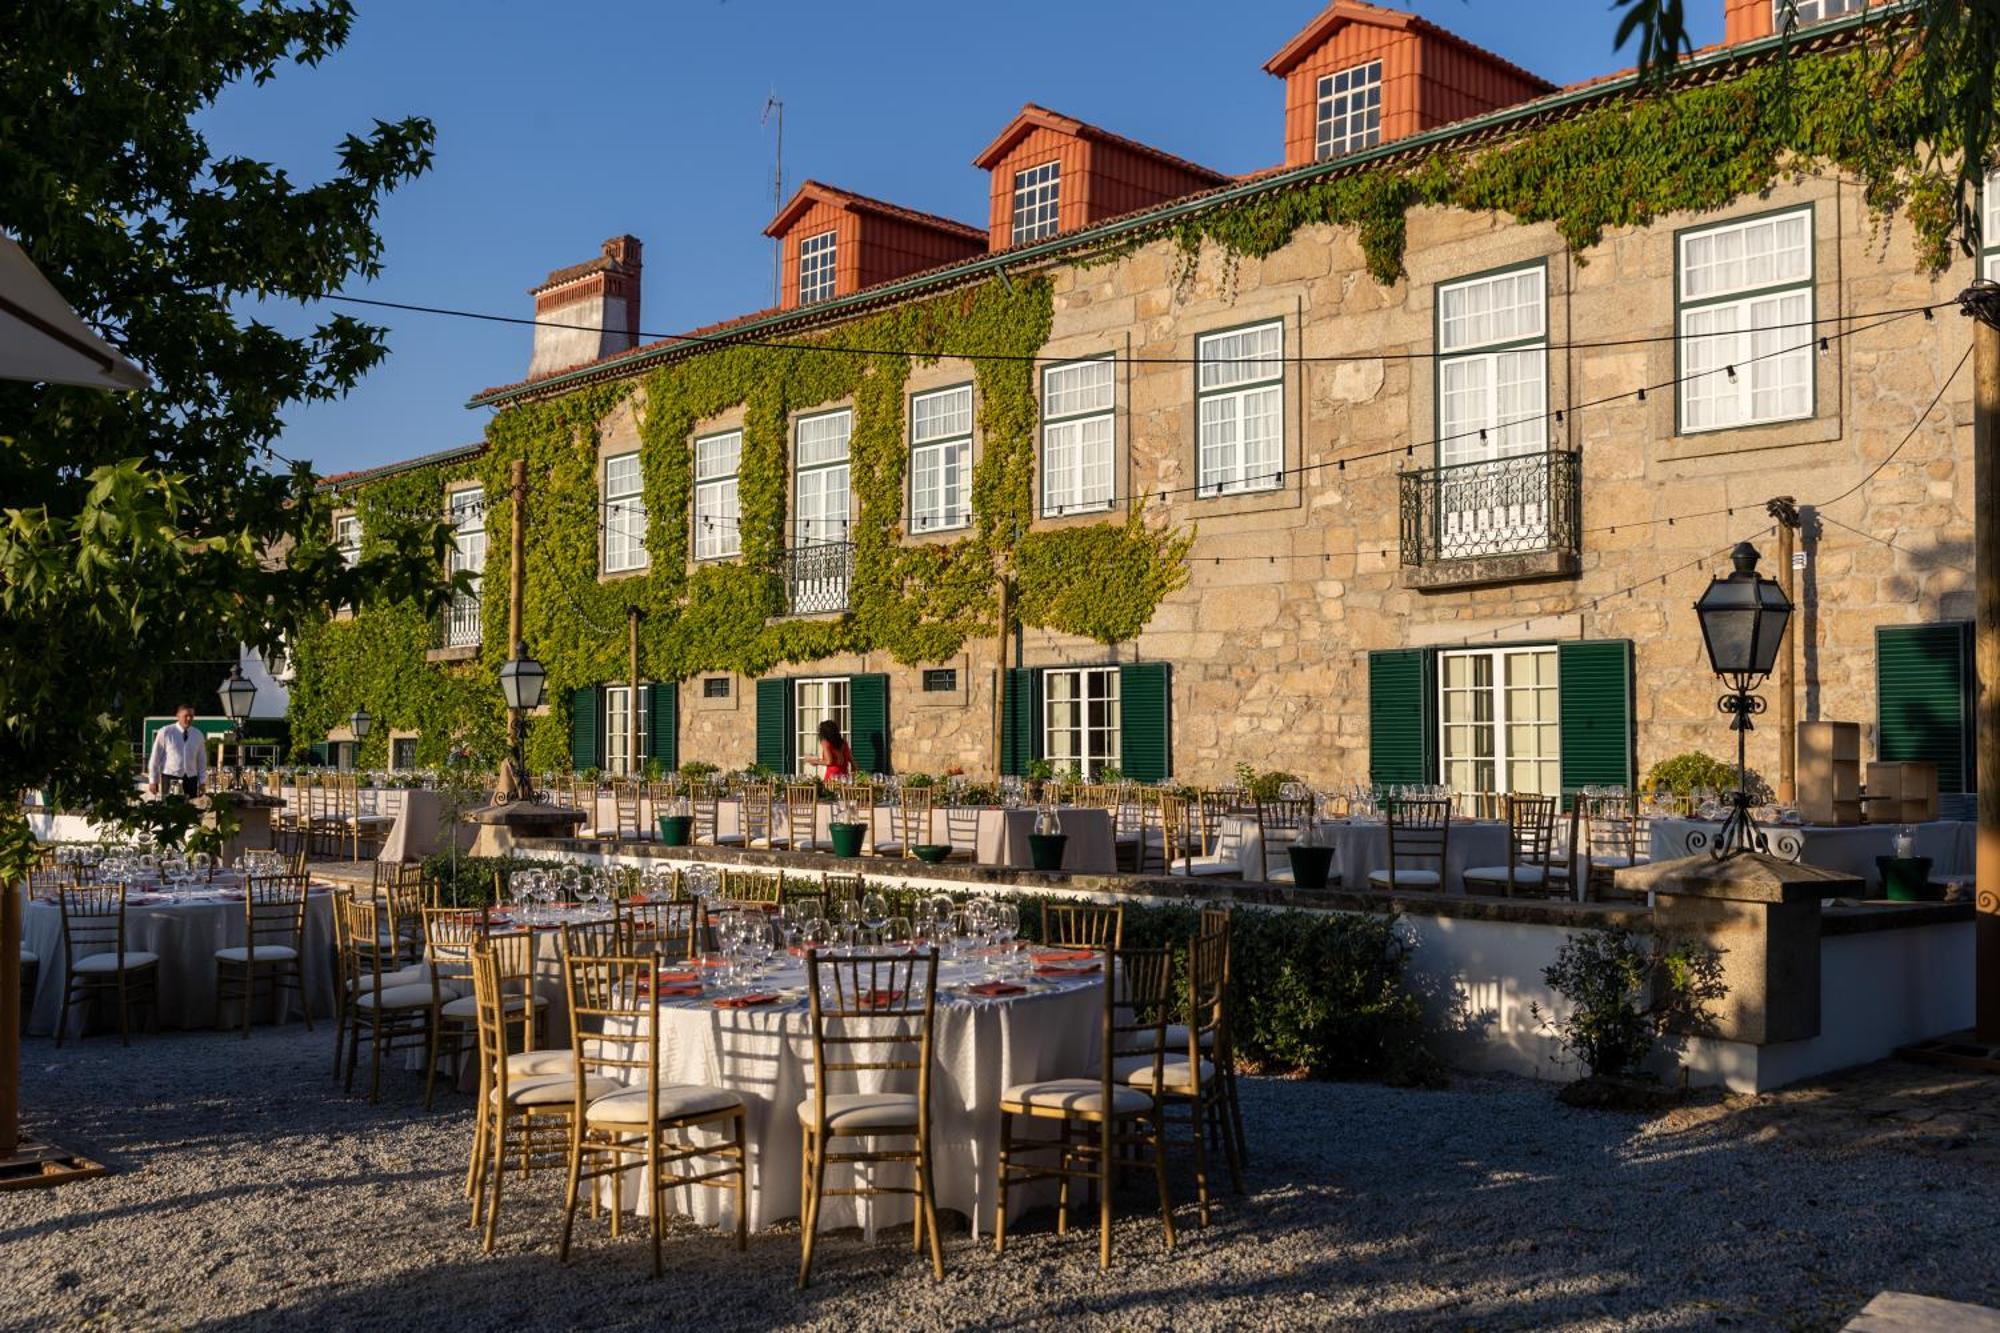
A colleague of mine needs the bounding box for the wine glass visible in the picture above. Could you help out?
[837,898,864,948]
[886,915,914,950]
[860,891,891,945]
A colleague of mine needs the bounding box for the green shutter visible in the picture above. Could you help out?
[755,677,792,775]
[1877,622,1974,793]
[1119,662,1172,783]
[1368,649,1437,786]
[1001,667,1040,777]
[646,682,679,771]
[1558,640,1635,794]
[569,685,604,773]
[849,673,890,775]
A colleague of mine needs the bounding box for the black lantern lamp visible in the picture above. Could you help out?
[498,642,546,801]
[1692,541,1794,857]
[218,664,257,723]
[348,706,373,739]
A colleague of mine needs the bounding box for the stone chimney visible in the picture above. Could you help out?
[527,235,643,379]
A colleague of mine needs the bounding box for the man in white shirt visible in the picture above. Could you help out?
[149,704,208,798]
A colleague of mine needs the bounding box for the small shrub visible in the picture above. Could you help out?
[902,772,936,789]
[1532,926,1727,1079]
[1642,752,1772,806]
[1234,763,1301,803]
[678,760,720,782]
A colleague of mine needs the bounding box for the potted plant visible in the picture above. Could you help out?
[1285,820,1335,889]
[1024,757,1055,805]
[1028,803,1067,871]
[828,794,867,858]
[656,791,694,846]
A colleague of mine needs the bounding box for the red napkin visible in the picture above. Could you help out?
[652,984,703,998]
[857,988,905,1009]
[713,992,780,1009]
[656,970,700,985]
[1035,962,1102,978]
[1032,948,1097,963]
[966,981,1026,997]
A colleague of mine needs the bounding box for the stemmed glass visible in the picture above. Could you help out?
[994,902,1020,974]
[860,891,891,947]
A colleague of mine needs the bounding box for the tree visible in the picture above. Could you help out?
[0,2,453,1150]
[1612,0,2000,254]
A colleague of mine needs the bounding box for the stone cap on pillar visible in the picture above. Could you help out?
[462,799,589,831]
[1616,851,1863,904]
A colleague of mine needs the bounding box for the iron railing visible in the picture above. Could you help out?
[783,541,855,616]
[1399,450,1581,566]
[439,592,481,649]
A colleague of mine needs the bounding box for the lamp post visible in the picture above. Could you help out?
[217,663,257,782]
[498,641,546,802]
[1692,541,1794,858]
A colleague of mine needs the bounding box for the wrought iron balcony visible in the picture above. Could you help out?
[1400,450,1581,572]
[438,593,481,650]
[783,541,854,616]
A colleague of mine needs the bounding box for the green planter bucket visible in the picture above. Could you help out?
[1875,855,1935,902]
[829,822,867,858]
[1028,833,1069,872]
[1286,845,1335,890]
[656,815,693,847]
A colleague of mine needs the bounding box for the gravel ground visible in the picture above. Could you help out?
[3,1028,1998,1332]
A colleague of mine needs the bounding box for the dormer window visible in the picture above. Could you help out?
[798,230,837,306]
[1778,0,1861,28]
[1011,161,1061,244]
[1316,61,1382,160]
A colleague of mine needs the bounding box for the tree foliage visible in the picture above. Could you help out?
[0,1,444,873]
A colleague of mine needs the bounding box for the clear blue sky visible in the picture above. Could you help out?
[200,0,1720,477]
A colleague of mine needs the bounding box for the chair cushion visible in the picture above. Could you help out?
[1113,1053,1215,1092]
[586,1083,743,1127]
[215,944,298,963]
[701,834,747,847]
[797,1092,920,1133]
[1366,869,1441,887]
[872,840,906,855]
[495,1072,618,1108]
[440,991,545,1021]
[1168,855,1242,877]
[1587,854,1637,870]
[506,1048,575,1078]
[1463,865,1548,886]
[1162,1022,1216,1052]
[1001,1078,1152,1116]
[20,947,36,966]
[73,951,159,974]
[353,982,436,1011]
[347,965,432,994]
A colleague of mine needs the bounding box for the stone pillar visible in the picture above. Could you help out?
[1619,852,1860,1045]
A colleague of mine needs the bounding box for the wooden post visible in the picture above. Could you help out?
[627,606,642,779]
[1974,316,2000,1042]
[1769,497,1799,805]
[501,458,527,802]
[0,849,18,1157]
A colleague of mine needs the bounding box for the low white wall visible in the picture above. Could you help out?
[1399,913,1578,1083]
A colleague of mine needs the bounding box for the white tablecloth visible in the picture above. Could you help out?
[21,883,337,1036]
[1648,818,1974,886]
[607,956,1103,1233]
[1222,816,1511,891]
[689,800,1117,874]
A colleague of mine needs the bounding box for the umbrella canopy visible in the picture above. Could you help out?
[0,233,149,390]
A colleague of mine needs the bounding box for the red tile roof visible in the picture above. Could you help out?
[971,103,1231,183]
[764,180,985,242]
[1263,0,1554,91]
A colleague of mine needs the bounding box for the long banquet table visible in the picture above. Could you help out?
[1647,817,1974,887]
[604,952,1104,1234]
[1221,815,1512,890]
[21,877,338,1037]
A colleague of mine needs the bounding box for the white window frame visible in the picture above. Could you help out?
[909,384,972,533]
[798,229,837,306]
[1677,207,1815,435]
[793,676,850,776]
[444,486,484,647]
[1195,321,1285,497]
[1011,160,1061,245]
[1042,666,1120,782]
[1040,357,1116,516]
[694,431,742,560]
[333,514,361,568]
[1983,169,2000,282]
[1315,60,1382,161]
[1437,646,1560,799]
[602,684,650,778]
[601,451,648,573]
[794,409,852,546]
[1778,0,1861,28]
[1435,266,1551,559]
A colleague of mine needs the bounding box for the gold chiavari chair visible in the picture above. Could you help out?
[558,954,748,1275]
[1039,901,1124,951]
[1167,790,1246,879]
[691,782,745,848]
[873,784,933,859]
[616,899,703,963]
[1367,797,1452,892]
[214,874,311,1036]
[995,944,1177,1270]
[1123,925,1237,1221]
[797,947,945,1288]
[1575,793,1644,899]
[940,801,982,863]
[466,941,582,1251]
[598,780,642,844]
[344,774,397,861]
[56,883,158,1046]
[784,782,827,852]
[425,908,542,1111]
[719,868,784,908]
[338,894,439,1102]
[1153,792,1190,875]
[1463,794,1559,897]
[331,887,431,1080]
[819,874,866,915]
[740,782,784,850]
[1254,796,1318,884]
[372,860,428,964]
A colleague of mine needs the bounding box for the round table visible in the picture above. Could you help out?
[607,954,1103,1235]
[21,880,337,1037]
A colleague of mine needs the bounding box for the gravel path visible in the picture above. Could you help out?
[3,1027,1998,1331]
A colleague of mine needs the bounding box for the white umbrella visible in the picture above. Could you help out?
[0,232,149,390]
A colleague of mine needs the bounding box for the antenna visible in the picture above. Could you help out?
[761,92,784,306]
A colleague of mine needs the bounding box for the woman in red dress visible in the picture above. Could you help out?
[815,719,855,780]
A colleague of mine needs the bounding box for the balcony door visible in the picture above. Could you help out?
[794,409,852,547]
[1436,266,1548,560]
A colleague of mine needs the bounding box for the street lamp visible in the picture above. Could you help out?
[498,642,546,801]
[217,664,258,782]
[1692,541,1794,857]
[348,706,373,740]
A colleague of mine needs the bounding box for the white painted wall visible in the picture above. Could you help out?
[238,642,289,720]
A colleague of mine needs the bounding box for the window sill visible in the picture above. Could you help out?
[597,566,650,584]
[425,645,480,664]
[904,520,972,546]
[1660,409,1840,462]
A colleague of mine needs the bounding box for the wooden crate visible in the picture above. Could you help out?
[1865,760,1939,824]
[1797,721,1862,826]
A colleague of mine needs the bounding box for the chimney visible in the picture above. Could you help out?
[1723,0,1773,45]
[527,235,643,378]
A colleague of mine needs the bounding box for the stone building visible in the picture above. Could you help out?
[303,0,1985,808]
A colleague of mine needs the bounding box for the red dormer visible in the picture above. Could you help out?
[972,104,1230,251]
[763,181,987,311]
[1264,1,1552,169]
